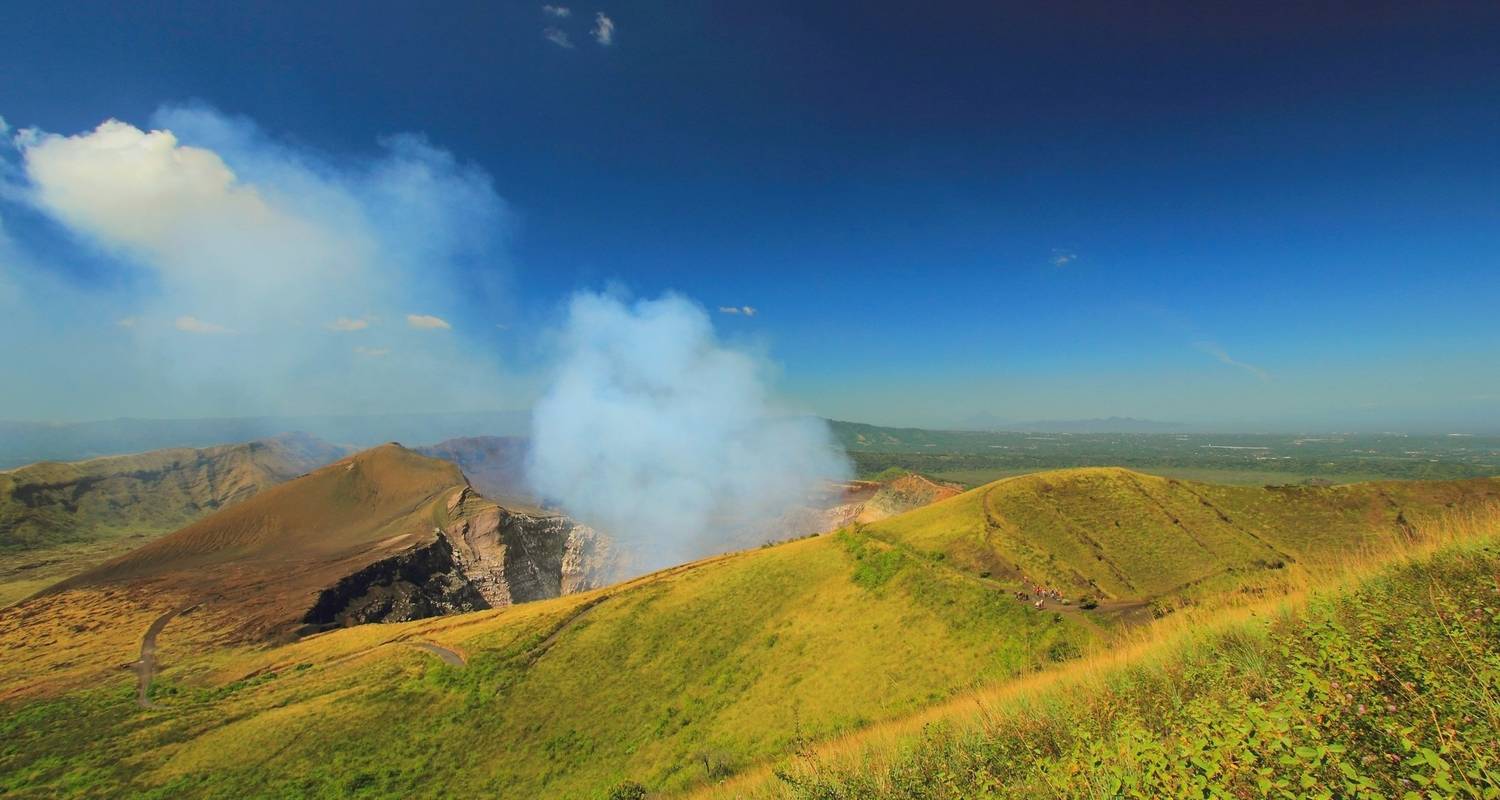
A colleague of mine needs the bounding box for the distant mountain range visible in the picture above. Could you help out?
[958,414,1189,433]
[0,411,530,468]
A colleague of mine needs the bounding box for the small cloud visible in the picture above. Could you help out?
[1193,341,1269,382]
[592,12,615,45]
[1050,249,1077,267]
[354,346,390,357]
[175,315,232,335]
[542,4,571,17]
[325,316,370,332]
[718,306,741,315]
[544,27,575,48]
[0,116,8,135]
[719,305,757,317]
[116,316,139,328]
[741,305,757,317]
[406,313,452,330]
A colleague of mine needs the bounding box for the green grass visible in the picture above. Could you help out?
[3,467,1498,799]
[0,529,1090,799]
[767,538,1500,799]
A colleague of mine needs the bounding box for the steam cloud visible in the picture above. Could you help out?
[526,292,851,573]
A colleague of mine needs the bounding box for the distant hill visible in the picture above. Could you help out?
[0,411,530,468]
[0,433,351,606]
[41,444,611,640]
[960,415,1189,433]
[413,435,534,510]
[5,467,1496,797]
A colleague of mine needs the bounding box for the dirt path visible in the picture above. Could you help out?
[410,641,466,666]
[526,595,610,664]
[134,607,189,708]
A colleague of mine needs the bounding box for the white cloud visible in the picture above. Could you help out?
[542,4,571,17]
[1050,249,1077,267]
[592,12,615,45]
[406,313,452,330]
[20,119,361,306]
[116,316,139,328]
[544,27,574,48]
[718,305,757,316]
[1194,341,1270,381]
[326,316,370,331]
[0,107,513,419]
[353,346,390,357]
[175,315,232,334]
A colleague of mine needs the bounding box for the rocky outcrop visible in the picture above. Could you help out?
[299,487,615,630]
[300,534,489,630]
[443,487,615,606]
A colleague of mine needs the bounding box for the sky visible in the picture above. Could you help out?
[1,1,1498,431]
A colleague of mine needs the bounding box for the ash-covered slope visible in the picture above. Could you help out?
[42,444,611,639]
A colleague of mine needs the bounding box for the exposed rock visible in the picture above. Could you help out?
[301,533,489,629]
[299,486,616,629]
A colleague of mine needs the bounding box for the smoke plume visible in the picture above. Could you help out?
[526,292,851,573]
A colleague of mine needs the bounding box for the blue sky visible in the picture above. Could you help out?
[1,1,1498,430]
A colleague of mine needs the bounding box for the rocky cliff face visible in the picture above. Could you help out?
[300,487,614,630]
[300,533,489,628]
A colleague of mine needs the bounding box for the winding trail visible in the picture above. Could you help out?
[526,594,611,665]
[134,606,191,708]
[410,640,466,666]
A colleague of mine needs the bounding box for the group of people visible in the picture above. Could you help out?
[1014,581,1067,609]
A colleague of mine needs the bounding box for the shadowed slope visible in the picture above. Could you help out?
[0,432,350,551]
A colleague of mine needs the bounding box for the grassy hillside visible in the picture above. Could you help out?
[2,468,1498,797]
[0,433,349,606]
[718,517,1500,799]
[868,467,1500,614]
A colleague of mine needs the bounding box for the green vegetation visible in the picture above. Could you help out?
[2,465,1497,799]
[830,421,1500,486]
[768,539,1500,799]
[867,466,914,482]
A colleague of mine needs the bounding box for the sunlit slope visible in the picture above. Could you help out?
[41,443,467,638]
[865,467,1500,603]
[1,520,1088,798]
[5,467,1499,798]
[705,522,1500,800]
[0,433,349,606]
